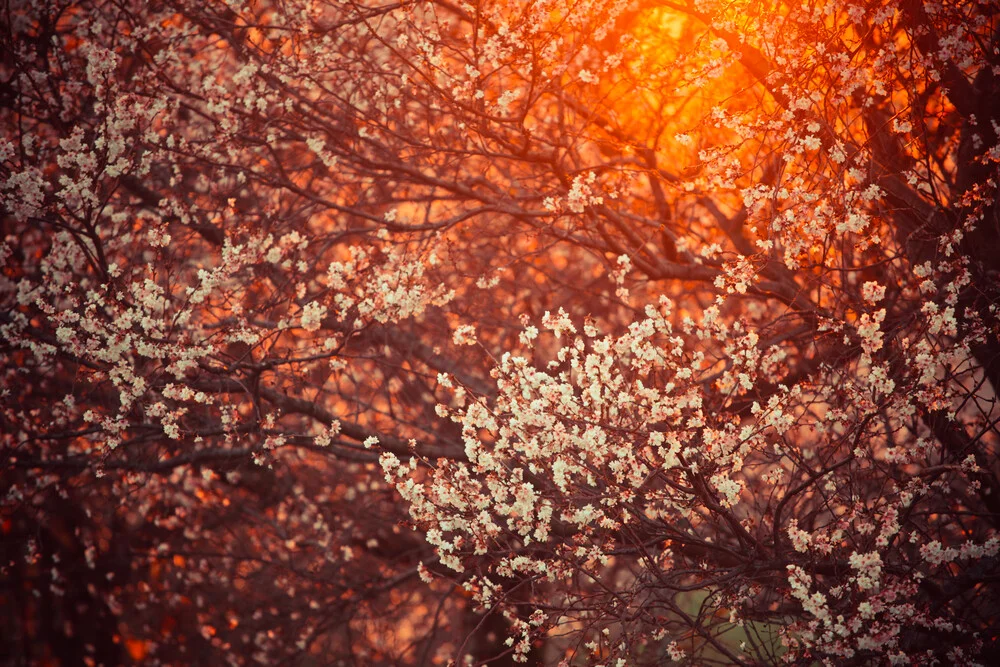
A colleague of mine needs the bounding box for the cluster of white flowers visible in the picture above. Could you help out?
[299,301,327,332]
[326,245,455,326]
[452,324,477,346]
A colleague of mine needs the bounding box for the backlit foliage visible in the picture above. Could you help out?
[2,0,1000,664]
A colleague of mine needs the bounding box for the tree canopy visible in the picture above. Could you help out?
[3,0,1000,664]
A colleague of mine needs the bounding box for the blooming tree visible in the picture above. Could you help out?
[2,0,1000,664]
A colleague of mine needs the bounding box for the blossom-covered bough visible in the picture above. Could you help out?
[2,0,999,664]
